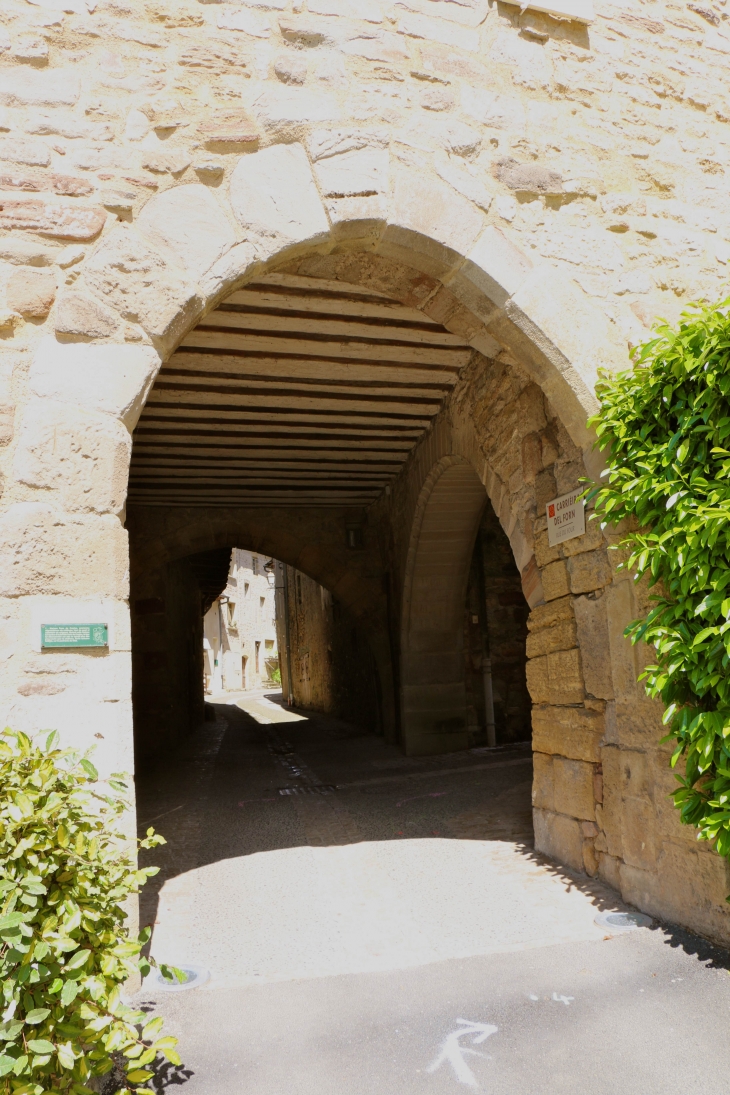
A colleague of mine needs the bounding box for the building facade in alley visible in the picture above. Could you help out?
[3,0,730,947]
[204,550,278,693]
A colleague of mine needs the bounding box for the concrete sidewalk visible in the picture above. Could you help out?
[134,698,730,1093]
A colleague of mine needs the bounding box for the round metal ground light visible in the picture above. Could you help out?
[594,910,653,932]
[150,965,210,992]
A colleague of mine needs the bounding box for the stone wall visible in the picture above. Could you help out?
[0,0,729,942]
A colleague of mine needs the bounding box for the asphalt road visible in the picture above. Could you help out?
[134,694,730,1095]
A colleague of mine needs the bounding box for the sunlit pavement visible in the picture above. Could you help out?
[134,696,730,1094]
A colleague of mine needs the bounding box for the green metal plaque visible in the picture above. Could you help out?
[41,623,108,649]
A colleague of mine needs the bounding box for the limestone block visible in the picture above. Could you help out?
[83,226,202,347]
[250,88,341,130]
[553,757,594,821]
[0,71,80,107]
[504,267,626,449]
[0,504,129,599]
[597,852,622,893]
[600,744,623,858]
[29,337,161,431]
[462,88,526,132]
[619,749,651,800]
[572,592,613,700]
[0,173,94,197]
[533,807,584,872]
[229,143,330,261]
[619,796,657,871]
[451,225,532,318]
[528,594,573,632]
[525,616,577,658]
[541,559,569,601]
[381,171,483,281]
[197,242,259,301]
[494,157,563,195]
[532,704,603,762]
[532,751,554,811]
[0,239,55,266]
[140,150,192,176]
[433,154,493,213]
[311,146,389,198]
[0,404,14,445]
[547,647,584,704]
[135,184,237,282]
[0,139,50,168]
[567,548,612,594]
[6,269,56,318]
[560,514,605,557]
[604,580,640,702]
[533,527,560,567]
[54,291,120,338]
[0,201,106,241]
[13,401,131,515]
[525,655,549,703]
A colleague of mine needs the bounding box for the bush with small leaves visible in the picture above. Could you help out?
[589,299,730,872]
[0,728,181,1095]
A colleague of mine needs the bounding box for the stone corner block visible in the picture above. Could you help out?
[29,337,161,431]
[54,290,120,339]
[229,143,330,261]
[83,225,203,350]
[135,183,238,284]
[7,267,57,318]
[533,807,584,872]
[379,165,485,281]
[451,225,533,314]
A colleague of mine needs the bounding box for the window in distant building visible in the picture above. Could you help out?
[265,639,274,650]
[255,641,261,674]
[252,556,258,575]
[226,601,236,627]
[260,596,265,610]
[244,582,250,597]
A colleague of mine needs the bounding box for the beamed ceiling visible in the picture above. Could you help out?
[128,273,473,508]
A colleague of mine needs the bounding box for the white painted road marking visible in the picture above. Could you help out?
[426,1019,498,1087]
[552,993,574,1006]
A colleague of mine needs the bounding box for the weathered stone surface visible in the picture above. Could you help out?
[553,757,595,821]
[493,157,563,195]
[547,647,584,704]
[6,269,56,318]
[140,150,192,176]
[382,166,485,278]
[0,239,54,266]
[29,337,161,430]
[0,173,94,197]
[0,71,79,107]
[54,291,120,338]
[532,751,554,811]
[573,592,613,700]
[13,400,131,514]
[525,654,549,703]
[567,548,612,594]
[135,183,237,282]
[532,704,603,762]
[533,807,584,872]
[0,503,128,599]
[453,225,533,315]
[83,226,201,346]
[0,139,50,168]
[0,201,106,240]
[621,796,657,871]
[540,559,570,601]
[229,143,329,259]
[312,146,389,198]
[525,616,576,657]
[600,744,623,858]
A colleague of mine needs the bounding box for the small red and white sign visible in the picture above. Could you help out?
[546,490,585,547]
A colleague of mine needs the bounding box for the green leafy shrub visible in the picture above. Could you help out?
[0,728,180,1095]
[589,298,730,865]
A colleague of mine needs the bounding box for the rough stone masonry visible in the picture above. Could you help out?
[1,0,730,943]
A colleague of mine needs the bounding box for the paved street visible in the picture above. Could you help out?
[134,694,730,1094]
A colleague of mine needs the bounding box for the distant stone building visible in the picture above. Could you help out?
[203,549,278,694]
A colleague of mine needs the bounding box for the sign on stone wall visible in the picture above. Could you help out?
[546,492,585,547]
[41,624,108,648]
